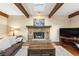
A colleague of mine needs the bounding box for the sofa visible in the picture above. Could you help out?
[0,36,23,56]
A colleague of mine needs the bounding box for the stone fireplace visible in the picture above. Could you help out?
[26,26,51,40]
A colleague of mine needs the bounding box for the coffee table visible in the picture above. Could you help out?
[28,43,55,56]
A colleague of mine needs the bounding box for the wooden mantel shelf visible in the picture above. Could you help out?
[26,26,51,28]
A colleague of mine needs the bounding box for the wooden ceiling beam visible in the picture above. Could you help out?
[0,11,8,18]
[14,3,29,18]
[68,11,79,18]
[48,3,64,18]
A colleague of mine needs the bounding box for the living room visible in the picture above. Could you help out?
[0,2,79,56]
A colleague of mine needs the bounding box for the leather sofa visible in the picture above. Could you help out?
[0,36,23,56]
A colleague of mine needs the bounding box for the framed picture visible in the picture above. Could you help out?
[33,18,45,26]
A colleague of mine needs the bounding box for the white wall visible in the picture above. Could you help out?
[0,16,8,37]
[69,15,79,28]
[8,15,27,42]
[8,15,70,42]
[48,16,70,42]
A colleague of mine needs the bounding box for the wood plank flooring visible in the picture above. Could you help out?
[61,44,79,56]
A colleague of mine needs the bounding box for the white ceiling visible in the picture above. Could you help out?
[54,3,79,16]
[22,3,56,16]
[0,3,23,15]
[0,3,79,17]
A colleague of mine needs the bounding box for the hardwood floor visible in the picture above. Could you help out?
[61,44,79,56]
[48,42,79,56]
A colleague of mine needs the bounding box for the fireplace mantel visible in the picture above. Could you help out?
[26,26,51,28]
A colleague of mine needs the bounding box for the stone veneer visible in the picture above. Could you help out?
[26,26,51,40]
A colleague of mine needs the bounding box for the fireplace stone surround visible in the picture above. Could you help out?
[26,26,51,40]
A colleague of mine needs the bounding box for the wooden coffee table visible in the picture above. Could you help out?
[28,43,55,56]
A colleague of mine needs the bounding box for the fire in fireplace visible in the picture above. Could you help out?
[34,32,44,39]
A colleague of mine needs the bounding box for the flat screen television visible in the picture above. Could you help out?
[60,28,79,37]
